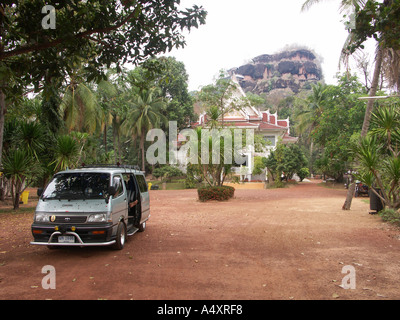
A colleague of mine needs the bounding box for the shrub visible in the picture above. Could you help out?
[184,176,197,189]
[152,165,184,181]
[274,179,285,188]
[297,167,310,182]
[197,186,235,202]
[379,209,400,227]
[231,176,240,184]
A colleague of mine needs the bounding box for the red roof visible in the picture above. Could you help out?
[225,122,259,127]
[269,115,276,125]
[258,122,288,130]
[282,133,298,143]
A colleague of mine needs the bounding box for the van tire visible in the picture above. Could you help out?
[113,222,126,250]
[138,221,146,232]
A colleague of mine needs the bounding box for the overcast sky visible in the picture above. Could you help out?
[166,0,367,91]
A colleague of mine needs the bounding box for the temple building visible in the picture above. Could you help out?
[176,74,298,180]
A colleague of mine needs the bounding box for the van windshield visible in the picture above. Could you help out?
[42,172,111,200]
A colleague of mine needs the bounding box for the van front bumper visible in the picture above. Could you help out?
[31,223,116,247]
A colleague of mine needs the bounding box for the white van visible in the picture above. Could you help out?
[31,165,150,250]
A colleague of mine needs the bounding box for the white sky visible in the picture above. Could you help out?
[166,0,370,91]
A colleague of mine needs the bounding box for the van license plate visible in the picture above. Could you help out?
[58,236,75,243]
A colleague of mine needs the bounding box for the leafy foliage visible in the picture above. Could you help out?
[379,208,400,226]
[353,105,400,209]
[51,135,79,172]
[2,148,38,209]
[303,75,367,181]
[152,165,183,181]
[197,185,235,202]
[348,0,400,53]
[274,143,308,181]
[1,0,207,96]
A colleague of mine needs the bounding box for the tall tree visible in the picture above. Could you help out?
[196,72,244,128]
[96,77,119,153]
[123,88,167,171]
[125,57,195,130]
[295,82,329,173]
[60,81,100,135]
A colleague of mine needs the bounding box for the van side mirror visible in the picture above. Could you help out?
[108,186,117,197]
[37,188,43,197]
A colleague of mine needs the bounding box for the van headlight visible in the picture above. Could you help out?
[35,212,50,223]
[88,213,107,223]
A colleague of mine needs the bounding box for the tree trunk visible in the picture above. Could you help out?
[0,88,6,201]
[342,47,383,210]
[0,88,5,162]
[140,131,145,172]
[309,140,314,174]
[103,124,107,153]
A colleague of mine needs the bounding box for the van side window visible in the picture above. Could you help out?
[123,173,137,203]
[136,175,148,193]
[113,176,124,198]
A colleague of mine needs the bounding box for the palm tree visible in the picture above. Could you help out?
[2,148,37,210]
[295,83,329,173]
[353,106,400,209]
[96,77,118,153]
[123,89,167,172]
[59,61,102,135]
[51,135,79,172]
[15,121,45,161]
[301,0,363,12]
[112,112,124,163]
[206,105,222,129]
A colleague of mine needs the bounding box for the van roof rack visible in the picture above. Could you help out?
[80,163,141,171]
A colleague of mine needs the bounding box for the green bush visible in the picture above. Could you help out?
[184,176,197,189]
[297,167,310,182]
[152,165,184,180]
[379,209,400,227]
[197,186,235,202]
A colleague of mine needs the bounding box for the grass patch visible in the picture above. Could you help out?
[148,180,202,190]
[0,206,35,216]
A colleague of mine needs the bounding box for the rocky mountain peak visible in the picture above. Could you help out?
[229,48,323,98]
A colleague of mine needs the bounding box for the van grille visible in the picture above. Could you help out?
[53,216,87,224]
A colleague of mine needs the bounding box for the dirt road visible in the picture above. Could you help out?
[1,181,400,300]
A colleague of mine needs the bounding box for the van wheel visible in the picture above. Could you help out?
[138,221,146,232]
[113,222,126,250]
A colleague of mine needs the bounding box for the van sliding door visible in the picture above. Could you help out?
[135,174,150,221]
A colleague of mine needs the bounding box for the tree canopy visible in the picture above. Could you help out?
[0,0,207,95]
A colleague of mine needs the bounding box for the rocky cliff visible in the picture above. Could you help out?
[229,49,323,99]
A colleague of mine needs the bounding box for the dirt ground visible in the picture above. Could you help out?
[1,180,400,300]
